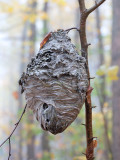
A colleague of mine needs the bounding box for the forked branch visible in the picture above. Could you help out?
[87,0,106,15]
[78,0,106,15]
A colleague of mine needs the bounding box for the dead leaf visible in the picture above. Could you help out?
[93,140,97,148]
[12,91,19,100]
[40,32,51,49]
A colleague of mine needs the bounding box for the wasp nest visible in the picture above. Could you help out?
[19,29,88,135]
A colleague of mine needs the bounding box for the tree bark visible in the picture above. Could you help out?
[78,1,94,159]
[78,0,106,159]
[112,0,120,159]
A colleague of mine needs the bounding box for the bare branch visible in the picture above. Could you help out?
[87,0,106,15]
[65,27,80,33]
[8,138,11,160]
[81,123,86,126]
[0,104,27,159]
[89,77,95,80]
[78,0,106,159]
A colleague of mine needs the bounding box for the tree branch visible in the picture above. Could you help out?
[65,27,80,33]
[8,138,11,160]
[0,104,27,159]
[78,0,86,12]
[87,0,106,15]
[78,0,106,159]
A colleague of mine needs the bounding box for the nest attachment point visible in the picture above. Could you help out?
[19,29,89,135]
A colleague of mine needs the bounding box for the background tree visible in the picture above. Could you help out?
[18,20,28,160]
[41,1,51,159]
[26,0,37,159]
[112,0,120,159]
[95,8,112,160]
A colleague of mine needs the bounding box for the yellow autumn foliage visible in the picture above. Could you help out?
[50,153,55,159]
[35,139,40,146]
[96,65,106,76]
[44,0,49,2]
[0,124,10,135]
[23,15,29,22]
[96,64,119,81]
[93,112,103,121]
[107,66,119,80]
[52,0,67,6]
[27,29,33,37]
[23,123,35,131]
[103,102,109,108]
[40,12,49,20]
[67,126,77,134]
[29,14,36,23]
[73,156,86,160]
[8,7,14,13]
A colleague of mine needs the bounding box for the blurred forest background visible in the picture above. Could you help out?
[0,0,119,160]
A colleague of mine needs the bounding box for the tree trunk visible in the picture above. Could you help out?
[41,131,50,153]
[27,0,37,160]
[41,1,51,157]
[112,0,120,159]
[18,21,28,160]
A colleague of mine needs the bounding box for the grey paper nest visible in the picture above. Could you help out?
[19,29,89,135]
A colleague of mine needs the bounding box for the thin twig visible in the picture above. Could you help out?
[65,27,80,33]
[82,152,87,156]
[89,77,95,80]
[0,104,27,159]
[81,123,86,126]
[87,0,106,15]
[91,106,97,109]
[92,137,98,140]
[8,138,11,160]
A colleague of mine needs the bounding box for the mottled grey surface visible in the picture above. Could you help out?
[19,29,88,135]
